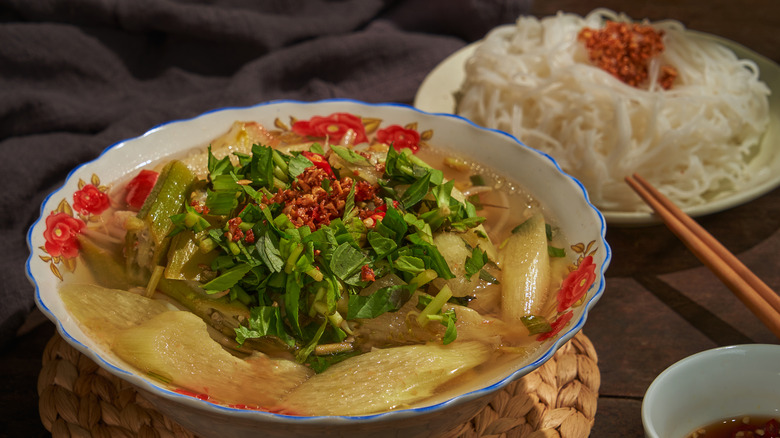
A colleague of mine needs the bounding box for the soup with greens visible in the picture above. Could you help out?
[56,113,598,416]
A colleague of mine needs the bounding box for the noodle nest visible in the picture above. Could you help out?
[456,9,771,213]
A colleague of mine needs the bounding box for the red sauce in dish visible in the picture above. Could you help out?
[687,416,780,438]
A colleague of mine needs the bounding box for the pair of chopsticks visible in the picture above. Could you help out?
[625,173,780,340]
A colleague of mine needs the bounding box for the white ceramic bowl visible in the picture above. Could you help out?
[27,99,610,438]
[642,344,780,438]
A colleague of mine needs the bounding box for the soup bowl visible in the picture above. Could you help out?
[26,99,610,438]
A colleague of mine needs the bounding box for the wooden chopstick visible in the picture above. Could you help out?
[625,173,780,340]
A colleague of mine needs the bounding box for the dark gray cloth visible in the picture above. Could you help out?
[0,0,531,346]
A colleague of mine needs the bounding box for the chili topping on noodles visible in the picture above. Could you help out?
[578,21,678,89]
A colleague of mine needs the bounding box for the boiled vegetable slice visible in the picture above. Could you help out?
[112,310,312,407]
[432,232,483,297]
[462,224,499,262]
[499,213,550,321]
[59,283,170,343]
[280,341,491,415]
[77,234,131,290]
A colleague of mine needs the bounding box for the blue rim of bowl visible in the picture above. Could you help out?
[26,98,612,423]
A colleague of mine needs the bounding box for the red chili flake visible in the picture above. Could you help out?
[376,125,421,153]
[361,213,384,228]
[189,199,210,214]
[244,229,255,244]
[301,151,335,177]
[354,180,377,202]
[226,217,244,242]
[125,169,159,210]
[578,21,677,89]
[373,199,399,214]
[360,264,375,282]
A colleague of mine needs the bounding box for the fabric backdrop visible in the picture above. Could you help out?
[0,0,532,347]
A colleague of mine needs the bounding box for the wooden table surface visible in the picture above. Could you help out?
[3,1,780,437]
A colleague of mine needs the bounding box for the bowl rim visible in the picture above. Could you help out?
[25,98,611,422]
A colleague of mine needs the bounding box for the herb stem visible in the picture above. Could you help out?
[314,342,354,355]
[417,285,453,327]
[145,265,165,298]
[409,269,438,288]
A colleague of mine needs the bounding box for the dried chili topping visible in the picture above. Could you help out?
[189,199,210,215]
[226,217,245,242]
[578,21,677,89]
[265,167,382,232]
[360,264,376,282]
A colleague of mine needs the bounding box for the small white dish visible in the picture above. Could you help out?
[642,344,780,438]
[414,29,780,227]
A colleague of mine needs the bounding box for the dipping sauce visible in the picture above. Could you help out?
[687,416,780,438]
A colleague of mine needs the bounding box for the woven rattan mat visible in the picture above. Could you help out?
[38,332,599,438]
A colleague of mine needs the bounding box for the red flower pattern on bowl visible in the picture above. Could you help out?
[537,310,574,342]
[72,184,111,216]
[292,112,368,144]
[376,125,421,152]
[556,255,597,312]
[43,212,85,259]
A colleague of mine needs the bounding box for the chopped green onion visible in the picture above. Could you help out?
[306,268,324,282]
[409,269,438,288]
[548,245,566,258]
[416,285,453,327]
[198,236,217,253]
[520,315,551,335]
[272,150,289,176]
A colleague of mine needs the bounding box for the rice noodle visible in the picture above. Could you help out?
[456,9,771,212]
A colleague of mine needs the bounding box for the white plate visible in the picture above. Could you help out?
[414,29,780,226]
